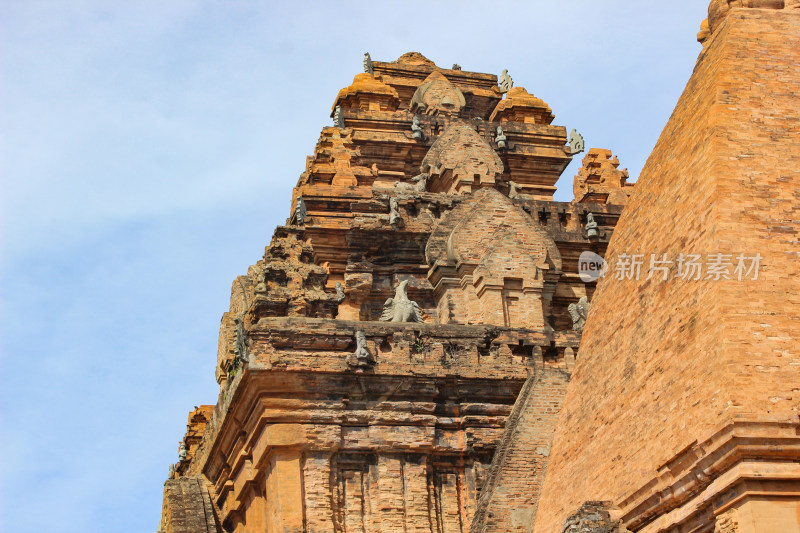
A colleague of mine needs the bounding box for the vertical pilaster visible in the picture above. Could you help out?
[265,449,305,533]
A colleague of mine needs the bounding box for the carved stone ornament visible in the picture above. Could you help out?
[333,105,345,128]
[411,115,424,140]
[394,172,428,192]
[233,315,248,363]
[335,281,345,303]
[347,330,374,367]
[295,196,307,225]
[389,197,402,227]
[380,280,423,322]
[363,52,373,75]
[569,128,585,155]
[585,213,599,237]
[178,443,187,462]
[498,69,513,93]
[495,126,507,150]
[568,296,591,332]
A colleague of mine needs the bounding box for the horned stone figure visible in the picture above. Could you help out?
[411,115,424,140]
[380,280,423,323]
[389,197,402,227]
[495,126,507,150]
[295,196,307,225]
[569,129,585,155]
[451,63,462,70]
[499,69,513,93]
[333,105,345,128]
[334,281,346,303]
[363,52,373,75]
[585,212,599,237]
[347,330,374,367]
[568,296,591,332]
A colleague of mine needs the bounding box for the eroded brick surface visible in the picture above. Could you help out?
[159,476,220,533]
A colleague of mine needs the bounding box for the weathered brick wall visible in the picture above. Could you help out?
[159,477,220,533]
[533,8,800,532]
[471,354,571,533]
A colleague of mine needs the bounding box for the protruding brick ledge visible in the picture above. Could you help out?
[617,420,800,532]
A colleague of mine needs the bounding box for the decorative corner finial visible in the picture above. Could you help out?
[499,69,513,93]
[178,442,187,462]
[333,105,345,128]
[294,196,307,225]
[411,115,424,141]
[451,63,462,70]
[568,129,585,155]
[495,126,507,150]
[363,52,373,75]
[585,212,598,238]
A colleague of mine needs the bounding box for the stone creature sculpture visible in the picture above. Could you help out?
[585,213,599,237]
[380,280,423,323]
[394,172,428,192]
[178,443,187,462]
[568,296,591,332]
[451,63,462,70]
[347,330,374,367]
[389,197,402,227]
[569,128,585,155]
[295,196,307,225]
[495,126,507,150]
[499,69,513,93]
[363,52,373,75]
[233,316,248,363]
[254,271,268,293]
[335,281,346,303]
[411,115,424,140]
[333,105,345,128]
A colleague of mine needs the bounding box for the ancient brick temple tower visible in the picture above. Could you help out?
[533,3,800,533]
[158,51,633,532]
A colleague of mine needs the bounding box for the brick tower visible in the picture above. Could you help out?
[157,52,632,532]
[531,4,800,533]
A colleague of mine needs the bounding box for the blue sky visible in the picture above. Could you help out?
[0,1,706,531]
